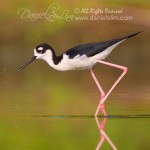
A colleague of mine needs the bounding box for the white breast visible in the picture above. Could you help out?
[53,54,95,71]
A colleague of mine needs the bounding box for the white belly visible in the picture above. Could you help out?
[54,54,96,71]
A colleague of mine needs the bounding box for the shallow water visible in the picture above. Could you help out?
[1,38,150,149]
[0,67,150,149]
[1,115,150,150]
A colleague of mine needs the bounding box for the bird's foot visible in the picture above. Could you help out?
[95,95,107,116]
[99,104,106,116]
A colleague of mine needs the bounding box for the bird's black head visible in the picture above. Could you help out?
[35,43,54,54]
[16,43,55,72]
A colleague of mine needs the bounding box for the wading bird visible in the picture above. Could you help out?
[17,32,141,116]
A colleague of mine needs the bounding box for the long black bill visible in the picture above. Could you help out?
[16,56,37,72]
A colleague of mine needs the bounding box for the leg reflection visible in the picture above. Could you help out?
[95,116,118,150]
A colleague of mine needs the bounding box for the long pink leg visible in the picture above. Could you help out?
[90,69,106,116]
[90,60,128,116]
[90,69,105,98]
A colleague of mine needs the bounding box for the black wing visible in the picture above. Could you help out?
[65,31,142,59]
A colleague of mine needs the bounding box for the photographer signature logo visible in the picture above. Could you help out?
[17,3,74,21]
[17,3,132,22]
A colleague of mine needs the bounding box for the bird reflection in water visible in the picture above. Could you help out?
[95,115,118,150]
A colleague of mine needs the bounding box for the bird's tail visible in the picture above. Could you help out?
[124,31,143,39]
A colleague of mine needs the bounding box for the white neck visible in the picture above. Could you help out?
[42,51,57,69]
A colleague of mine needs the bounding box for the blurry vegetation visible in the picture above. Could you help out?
[0,0,150,116]
[0,1,150,149]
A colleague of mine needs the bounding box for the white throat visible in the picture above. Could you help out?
[42,51,57,69]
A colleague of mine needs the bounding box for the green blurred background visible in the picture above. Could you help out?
[0,0,150,149]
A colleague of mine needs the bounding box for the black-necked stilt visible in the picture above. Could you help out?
[16,31,142,116]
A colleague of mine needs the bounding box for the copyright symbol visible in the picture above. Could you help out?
[74,8,80,14]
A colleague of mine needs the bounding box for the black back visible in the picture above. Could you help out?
[65,32,141,59]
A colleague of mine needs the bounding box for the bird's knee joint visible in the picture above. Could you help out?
[123,67,128,73]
